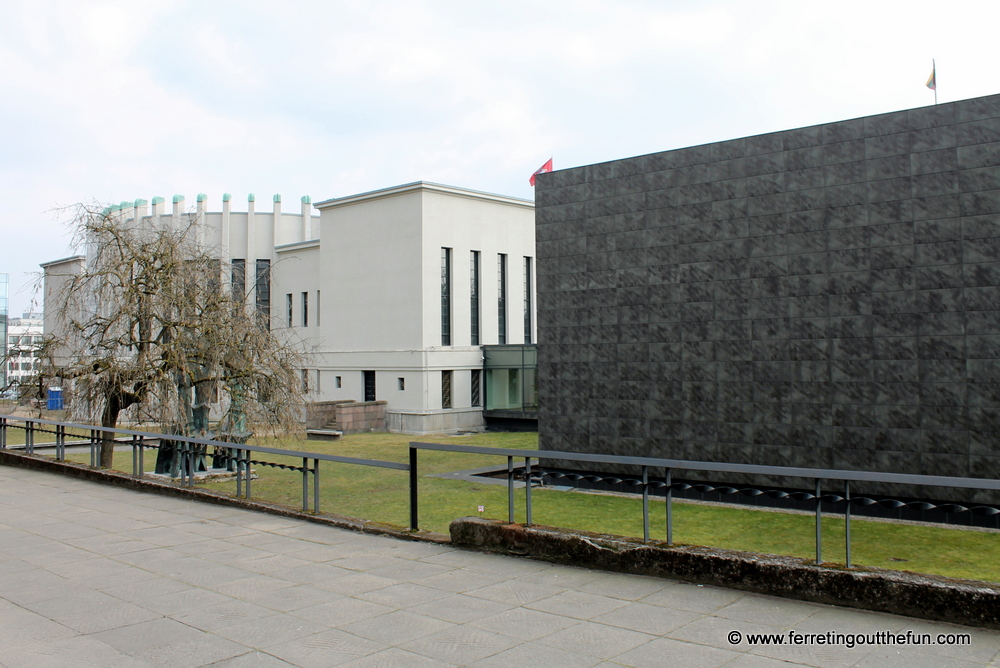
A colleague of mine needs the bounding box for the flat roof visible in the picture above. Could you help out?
[314,181,534,210]
[39,255,86,269]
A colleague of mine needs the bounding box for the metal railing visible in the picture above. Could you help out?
[0,415,407,514]
[408,441,1000,567]
[2,414,999,568]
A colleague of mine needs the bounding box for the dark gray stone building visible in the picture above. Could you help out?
[534,94,1000,497]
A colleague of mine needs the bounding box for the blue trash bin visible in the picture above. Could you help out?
[47,387,63,410]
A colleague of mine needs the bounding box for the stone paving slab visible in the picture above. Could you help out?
[1,466,999,667]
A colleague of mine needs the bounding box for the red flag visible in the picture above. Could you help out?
[529,158,553,186]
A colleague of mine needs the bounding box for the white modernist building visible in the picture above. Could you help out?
[42,182,536,434]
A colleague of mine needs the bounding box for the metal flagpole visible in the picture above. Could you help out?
[933,59,937,105]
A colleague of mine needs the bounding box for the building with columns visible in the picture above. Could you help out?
[42,182,536,434]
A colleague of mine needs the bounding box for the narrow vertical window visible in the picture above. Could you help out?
[301,369,309,393]
[255,259,271,329]
[523,256,533,344]
[286,294,293,327]
[441,247,452,346]
[497,253,507,345]
[315,369,321,393]
[470,251,480,346]
[301,291,308,327]
[335,375,342,388]
[231,259,246,302]
[316,290,321,326]
[471,369,481,407]
[442,370,453,409]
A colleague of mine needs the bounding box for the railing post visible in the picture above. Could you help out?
[137,436,144,477]
[177,442,184,485]
[235,448,243,498]
[666,468,673,546]
[845,480,852,568]
[25,420,34,455]
[815,478,822,565]
[524,457,532,526]
[132,435,139,476]
[245,449,252,499]
[642,466,650,543]
[313,459,320,514]
[56,424,65,461]
[0,416,7,449]
[89,429,98,468]
[507,455,514,524]
[302,457,309,512]
[409,446,418,531]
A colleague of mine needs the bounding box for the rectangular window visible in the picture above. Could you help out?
[442,370,453,409]
[255,259,271,329]
[286,293,293,327]
[231,259,246,302]
[301,292,309,327]
[316,290,321,326]
[301,369,309,393]
[497,254,507,345]
[335,375,342,389]
[471,369,481,407]
[315,369,321,393]
[441,247,452,345]
[470,251,480,346]
[398,377,405,391]
[523,256,533,344]
[363,371,376,402]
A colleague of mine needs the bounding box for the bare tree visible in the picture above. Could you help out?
[40,202,304,468]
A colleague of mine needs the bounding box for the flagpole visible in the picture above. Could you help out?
[933,59,937,105]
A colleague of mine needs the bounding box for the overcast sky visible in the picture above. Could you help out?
[2,0,998,315]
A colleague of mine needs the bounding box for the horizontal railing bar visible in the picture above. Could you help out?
[409,441,1000,492]
[0,415,406,471]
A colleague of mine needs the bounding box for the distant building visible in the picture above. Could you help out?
[6,313,43,395]
[42,183,537,434]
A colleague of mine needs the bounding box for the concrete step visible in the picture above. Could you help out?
[306,429,343,442]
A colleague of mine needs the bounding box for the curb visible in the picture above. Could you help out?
[450,516,1000,630]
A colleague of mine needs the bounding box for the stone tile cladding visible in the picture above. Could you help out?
[534,95,1000,501]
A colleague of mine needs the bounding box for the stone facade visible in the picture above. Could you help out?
[535,94,1000,499]
[305,400,387,434]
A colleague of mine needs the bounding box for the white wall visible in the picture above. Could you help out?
[315,189,425,352]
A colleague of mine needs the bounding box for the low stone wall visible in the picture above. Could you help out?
[304,400,354,430]
[450,517,1000,630]
[305,400,386,433]
[336,400,387,434]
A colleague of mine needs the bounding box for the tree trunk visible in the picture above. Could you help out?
[100,397,120,469]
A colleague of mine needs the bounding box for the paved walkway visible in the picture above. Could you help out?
[1,467,998,668]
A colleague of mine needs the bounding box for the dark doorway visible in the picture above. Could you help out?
[363,371,376,402]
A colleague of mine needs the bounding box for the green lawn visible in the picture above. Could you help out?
[59,430,1000,584]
